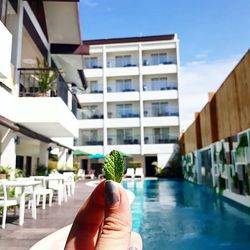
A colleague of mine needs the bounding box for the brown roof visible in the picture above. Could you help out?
[83,34,175,46]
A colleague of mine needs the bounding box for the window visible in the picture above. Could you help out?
[152,102,168,116]
[117,129,133,144]
[154,128,169,143]
[152,77,168,90]
[116,104,132,118]
[151,53,167,65]
[116,79,132,92]
[89,81,98,93]
[90,130,98,141]
[82,105,98,118]
[115,55,131,67]
[85,57,98,68]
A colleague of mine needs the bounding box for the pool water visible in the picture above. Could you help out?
[123,179,250,250]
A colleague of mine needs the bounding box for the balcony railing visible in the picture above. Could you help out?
[84,84,103,94]
[143,80,177,91]
[83,59,103,69]
[142,56,177,66]
[107,135,140,145]
[18,68,68,105]
[77,109,103,120]
[144,134,178,144]
[107,59,138,68]
[107,83,139,93]
[143,109,179,117]
[108,110,140,119]
[75,136,103,146]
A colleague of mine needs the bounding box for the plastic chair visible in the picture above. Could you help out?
[31,177,53,210]
[124,168,135,179]
[48,174,66,205]
[62,172,75,196]
[135,168,144,179]
[0,180,18,229]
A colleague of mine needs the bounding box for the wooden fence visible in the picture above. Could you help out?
[182,49,250,154]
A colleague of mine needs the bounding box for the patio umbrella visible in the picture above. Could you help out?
[73,149,90,156]
[88,153,106,159]
[118,151,132,158]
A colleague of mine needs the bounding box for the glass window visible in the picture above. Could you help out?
[152,77,168,90]
[116,104,132,117]
[90,81,98,92]
[85,57,98,68]
[116,79,132,92]
[115,55,131,67]
[151,53,167,65]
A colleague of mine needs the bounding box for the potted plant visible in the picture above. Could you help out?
[0,166,10,179]
[36,58,57,96]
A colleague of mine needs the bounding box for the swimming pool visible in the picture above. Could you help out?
[123,179,250,250]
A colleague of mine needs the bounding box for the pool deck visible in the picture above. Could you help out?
[0,180,94,250]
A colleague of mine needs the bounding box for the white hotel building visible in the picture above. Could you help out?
[0,0,87,176]
[76,35,180,176]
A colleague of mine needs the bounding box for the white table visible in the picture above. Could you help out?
[5,180,41,226]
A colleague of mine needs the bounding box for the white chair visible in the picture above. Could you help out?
[15,177,34,210]
[0,180,18,229]
[31,177,53,210]
[62,172,75,196]
[48,174,66,205]
[124,168,135,178]
[77,169,85,180]
[135,168,144,179]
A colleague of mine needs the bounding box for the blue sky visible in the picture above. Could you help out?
[79,0,250,129]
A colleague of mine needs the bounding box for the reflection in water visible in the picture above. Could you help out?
[124,180,250,250]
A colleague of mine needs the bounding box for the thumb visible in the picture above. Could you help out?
[96,180,132,250]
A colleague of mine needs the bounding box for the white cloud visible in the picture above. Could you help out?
[195,50,209,59]
[179,55,241,132]
[81,0,98,7]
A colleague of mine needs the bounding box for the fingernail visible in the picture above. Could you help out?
[129,246,138,250]
[105,181,120,206]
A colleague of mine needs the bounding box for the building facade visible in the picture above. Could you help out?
[0,0,87,176]
[76,35,180,176]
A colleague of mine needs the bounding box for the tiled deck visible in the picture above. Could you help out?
[0,180,94,250]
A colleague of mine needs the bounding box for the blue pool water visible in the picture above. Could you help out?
[123,179,250,250]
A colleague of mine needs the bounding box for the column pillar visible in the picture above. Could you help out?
[39,142,49,168]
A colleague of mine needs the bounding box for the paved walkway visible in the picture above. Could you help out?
[0,180,95,250]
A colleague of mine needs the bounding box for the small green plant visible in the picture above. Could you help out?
[0,166,9,174]
[103,150,124,183]
[36,165,47,176]
[36,58,57,94]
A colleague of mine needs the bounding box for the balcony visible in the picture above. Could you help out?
[83,58,103,78]
[84,84,103,94]
[143,80,177,91]
[106,59,138,68]
[144,134,178,144]
[144,108,179,117]
[106,58,139,77]
[83,59,103,69]
[108,110,140,119]
[107,83,139,93]
[142,55,177,66]
[77,109,103,120]
[75,136,103,146]
[19,68,68,102]
[107,135,140,145]
[16,68,78,137]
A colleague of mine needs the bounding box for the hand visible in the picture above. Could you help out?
[65,180,142,250]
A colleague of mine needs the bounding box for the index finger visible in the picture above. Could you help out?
[65,181,106,250]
